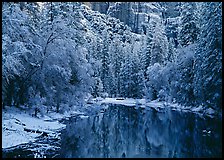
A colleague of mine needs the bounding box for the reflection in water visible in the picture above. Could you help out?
[60,104,222,158]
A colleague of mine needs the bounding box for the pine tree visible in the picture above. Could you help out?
[109,35,124,97]
[175,44,196,105]
[100,30,111,94]
[131,47,145,98]
[178,2,199,47]
[167,38,177,62]
[150,22,168,65]
[120,42,145,98]
[142,16,168,76]
[119,47,132,98]
[193,2,222,109]
[146,63,162,100]
[143,23,154,75]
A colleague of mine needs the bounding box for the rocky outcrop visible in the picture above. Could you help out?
[159,2,181,18]
[91,2,110,14]
[108,2,163,34]
[84,2,163,34]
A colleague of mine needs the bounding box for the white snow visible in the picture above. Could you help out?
[191,105,204,112]
[80,115,89,119]
[101,98,137,106]
[145,3,158,10]
[92,97,217,117]
[205,108,215,115]
[95,98,167,109]
[2,106,66,149]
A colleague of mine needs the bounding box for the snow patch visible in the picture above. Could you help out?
[2,106,66,149]
[91,98,217,117]
[205,108,215,115]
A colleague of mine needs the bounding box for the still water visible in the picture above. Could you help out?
[60,104,222,158]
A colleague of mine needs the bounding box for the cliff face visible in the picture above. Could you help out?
[159,2,181,18]
[85,2,163,34]
[91,2,110,14]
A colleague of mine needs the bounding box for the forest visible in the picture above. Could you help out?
[2,2,222,113]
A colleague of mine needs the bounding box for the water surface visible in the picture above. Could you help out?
[60,104,222,158]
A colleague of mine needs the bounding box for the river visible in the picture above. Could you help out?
[2,103,222,158]
[60,104,222,158]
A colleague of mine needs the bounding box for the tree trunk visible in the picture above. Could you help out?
[56,103,59,113]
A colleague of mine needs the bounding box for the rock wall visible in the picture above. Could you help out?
[84,2,163,34]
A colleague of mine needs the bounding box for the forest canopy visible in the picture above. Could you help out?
[2,2,222,113]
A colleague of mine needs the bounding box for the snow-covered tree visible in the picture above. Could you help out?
[142,15,168,75]
[2,2,222,113]
[2,2,42,107]
[131,44,145,98]
[109,35,124,97]
[178,2,199,47]
[174,44,196,105]
[167,38,177,62]
[92,77,104,98]
[2,2,94,111]
[193,2,222,109]
[150,21,168,65]
[100,30,111,94]
[120,42,145,98]
[119,45,133,98]
[142,22,154,75]
[146,63,162,100]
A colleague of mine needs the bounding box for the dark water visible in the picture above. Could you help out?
[60,104,222,158]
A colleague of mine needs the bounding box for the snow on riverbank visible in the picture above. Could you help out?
[2,98,219,149]
[2,106,67,149]
[92,97,218,118]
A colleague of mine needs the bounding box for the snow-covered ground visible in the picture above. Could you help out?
[2,98,218,149]
[2,106,71,149]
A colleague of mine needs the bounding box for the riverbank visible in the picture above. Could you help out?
[2,98,219,149]
[91,97,218,118]
[2,105,80,149]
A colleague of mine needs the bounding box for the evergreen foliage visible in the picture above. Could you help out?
[2,2,222,112]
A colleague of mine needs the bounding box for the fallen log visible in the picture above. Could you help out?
[24,128,49,137]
